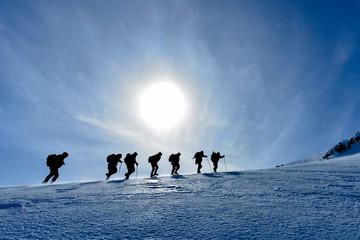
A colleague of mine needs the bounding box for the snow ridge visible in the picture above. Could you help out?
[1,155,360,239]
[323,130,360,159]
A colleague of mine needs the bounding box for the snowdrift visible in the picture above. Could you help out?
[1,154,360,239]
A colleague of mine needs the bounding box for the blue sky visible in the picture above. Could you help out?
[0,0,359,186]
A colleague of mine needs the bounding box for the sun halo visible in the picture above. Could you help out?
[139,82,187,130]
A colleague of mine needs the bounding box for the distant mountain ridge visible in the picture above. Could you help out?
[323,130,360,159]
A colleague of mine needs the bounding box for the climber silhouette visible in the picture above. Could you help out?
[169,153,181,175]
[211,152,225,172]
[124,152,138,179]
[105,153,122,180]
[43,152,69,183]
[148,152,162,177]
[193,151,207,174]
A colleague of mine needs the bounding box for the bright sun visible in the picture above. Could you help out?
[139,82,187,130]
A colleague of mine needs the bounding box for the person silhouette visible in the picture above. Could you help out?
[124,152,139,179]
[193,151,207,174]
[105,153,122,180]
[169,153,181,175]
[148,152,162,177]
[211,152,225,172]
[43,152,69,183]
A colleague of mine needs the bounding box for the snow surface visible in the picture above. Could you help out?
[1,153,360,239]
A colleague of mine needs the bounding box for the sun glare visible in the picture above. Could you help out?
[139,82,187,130]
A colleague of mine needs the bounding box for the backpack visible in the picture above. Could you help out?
[124,154,132,165]
[211,152,216,161]
[169,154,175,162]
[107,154,115,163]
[46,154,57,167]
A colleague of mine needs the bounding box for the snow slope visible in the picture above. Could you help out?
[1,154,360,239]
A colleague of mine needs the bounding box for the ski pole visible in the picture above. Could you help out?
[136,164,138,178]
[224,156,227,172]
[206,157,212,172]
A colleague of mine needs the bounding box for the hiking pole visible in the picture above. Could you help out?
[224,156,227,172]
[206,157,212,172]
